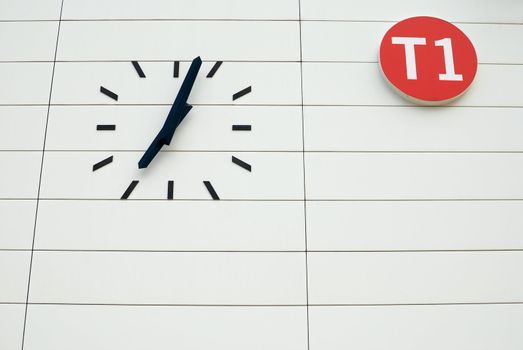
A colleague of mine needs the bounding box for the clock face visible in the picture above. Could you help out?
[96,59,254,200]
[42,59,304,201]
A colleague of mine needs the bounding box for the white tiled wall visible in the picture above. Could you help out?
[61,0,299,20]
[0,304,26,350]
[35,201,305,250]
[302,22,523,64]
[1,0,522,349]
[307,201,523,250]
[0,22,59,61]
[40,152,304,199]
[57,21,301,61]
[304,106,523,151]
[300,0,523,23]
[303,63,523,106]
[0,251,31,302]
[308,251,523,304]
[0,63,53,104]
[0,152,42,198]
[29,251,306,304]
[24,305,307,350]
[46,106,302,151]
[0,201,36,249]
[305,153,523,200]
[0,0,61,20]
[51,62,301,104]
[309,304,523,350]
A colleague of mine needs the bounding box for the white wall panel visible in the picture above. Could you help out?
[29,252,306,304]
[0,63,53,104]
[0,201,36,249]
[0,152,42,199]
[40,151,303,200]
[304,106,523,151]
[62,0,299,20]
[35,200,305,251]
[57,21,300,61]
[308,251,523,304]
[0,251,30,302]
[302,21,389,62]
[307,200,523,251]
[462,23,523,64]
[0,304,25,350]
[302,22,523,64]
[46,106,302,151]
[51,62,301,105]
[0,22,58,61]
[24,305,307,350]
[0,0,62,20]
[0,107,47,150]
[302,63,523,106]
[310,304,523,350]
[305,153,523,200]
[300,0,523,23]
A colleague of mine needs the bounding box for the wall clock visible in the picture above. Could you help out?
[41,59,303,202]
[92,57,254,200]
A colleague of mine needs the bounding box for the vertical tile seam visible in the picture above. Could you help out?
[20,0,65,348]
[297,1,311,350]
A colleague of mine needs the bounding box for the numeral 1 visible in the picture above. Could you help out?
[434,38,463,81]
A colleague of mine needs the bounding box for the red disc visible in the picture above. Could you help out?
[379,16,477,105]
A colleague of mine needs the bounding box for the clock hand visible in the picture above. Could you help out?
[138,105,192,169]
[160,56,202,142]
[137,133,164,169]
[138,56,202,169]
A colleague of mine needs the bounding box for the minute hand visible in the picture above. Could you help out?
[160,56,202,143]
[138,56,202,169]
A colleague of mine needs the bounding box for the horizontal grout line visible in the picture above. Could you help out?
[0,60,521,66]
[314,301,523,307]
[2,301,523,307]
[2,198,523,202]
[0,18,521,25]
[2,249,523,253]
[305,20,523,26]
[0,60,300,63]
[3,150,523,154]
[1,103,523,108]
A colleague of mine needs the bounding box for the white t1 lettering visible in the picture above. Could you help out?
[435,38,463,81]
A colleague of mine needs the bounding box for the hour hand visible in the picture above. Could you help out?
[138,134,165,169]
[138,104,192,169]
[160,103,193,145]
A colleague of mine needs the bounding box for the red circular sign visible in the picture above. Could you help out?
[379,16,477,105]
